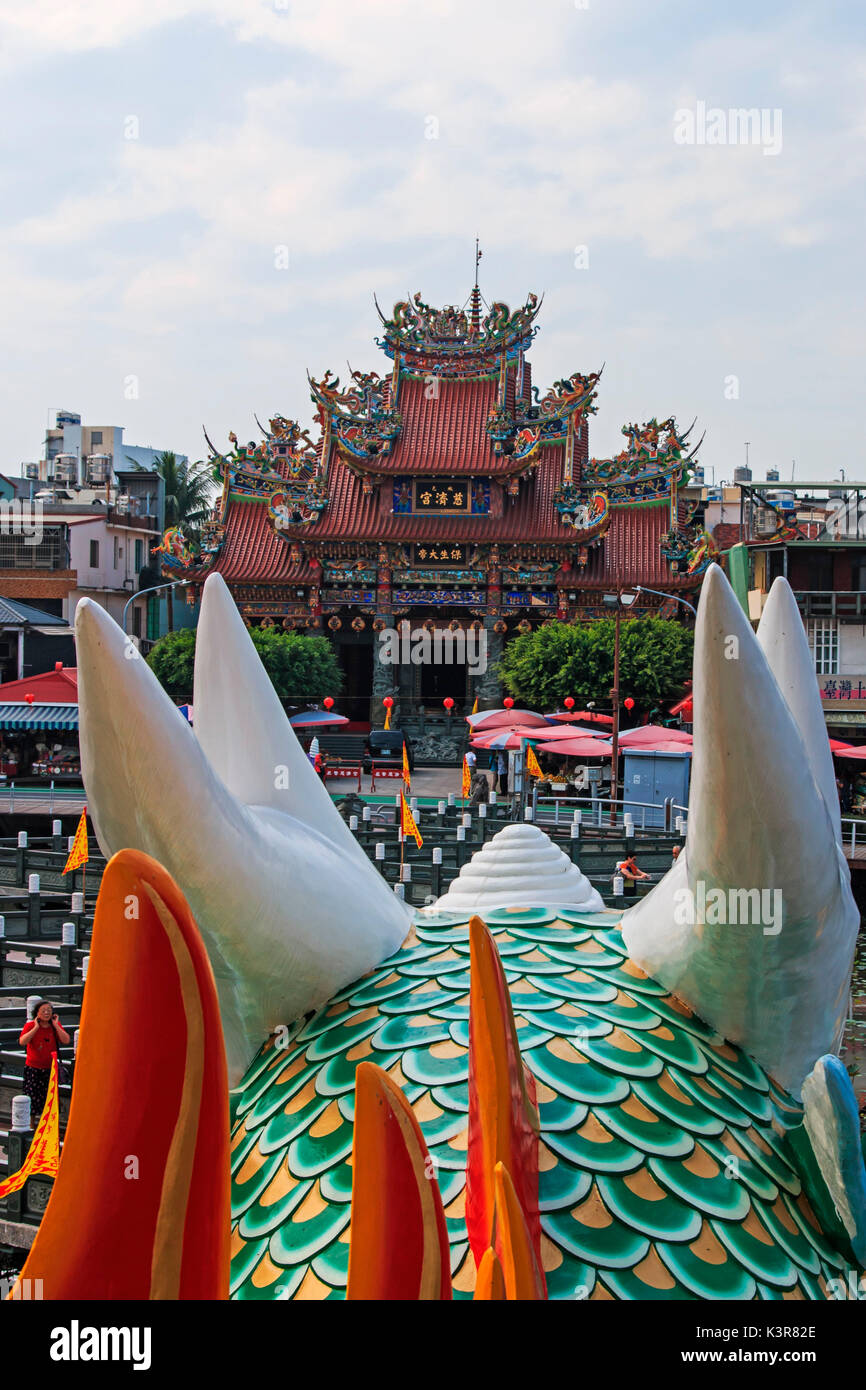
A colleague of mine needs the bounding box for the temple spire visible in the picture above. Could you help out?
[469,238,483,337]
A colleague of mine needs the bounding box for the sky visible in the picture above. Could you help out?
[0,0,864,483]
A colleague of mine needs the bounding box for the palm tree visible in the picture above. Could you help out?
[151,451,214,535]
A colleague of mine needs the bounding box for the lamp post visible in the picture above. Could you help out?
[633,584,697,618]
[121,579,193,638]
[603,589,637,825]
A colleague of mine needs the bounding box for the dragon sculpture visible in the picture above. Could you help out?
[13,567,866,1301]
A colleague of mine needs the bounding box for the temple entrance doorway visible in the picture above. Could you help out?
[335,635,373,723]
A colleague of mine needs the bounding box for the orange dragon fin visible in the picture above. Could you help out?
[465,914,546,1295]
[493,1162,546,1300]
[346,1061,452,1300]
[14,850,230,1300]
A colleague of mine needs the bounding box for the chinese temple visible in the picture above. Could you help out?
[195,283,710,730]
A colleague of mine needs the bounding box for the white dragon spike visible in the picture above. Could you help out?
[74,585,411,1084]
[756,575,842,847]
[621,563,859,1097]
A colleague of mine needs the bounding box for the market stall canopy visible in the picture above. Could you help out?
[617,724,693,748]
[465,708,548,731]
[0,701,79,731]
[289,711,350,728]
[547,710,614,726]
[832,744,866,760]
[829,739,857,753]
[540,737,613,757]
[528,726,611,741]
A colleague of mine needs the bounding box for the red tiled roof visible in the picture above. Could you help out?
[376,376,509,474]
[212,502,321,582]
[558,505,696,589]
[212,456,685,588]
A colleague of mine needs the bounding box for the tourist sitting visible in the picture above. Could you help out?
[19,1000,70,1120]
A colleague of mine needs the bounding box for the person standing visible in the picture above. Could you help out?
[496,749,508,795]
[19,1000,69,1119]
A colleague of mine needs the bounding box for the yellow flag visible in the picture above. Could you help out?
[0,1057,60,1199]
[400,792,423,849]
[63,809,89,874]
[526,744,543,779]
[384,706,391,731]
[402,742,411,791]
[471,694,479,715]
[462,756,472,799]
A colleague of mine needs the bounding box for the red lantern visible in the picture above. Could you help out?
[323,696,334,710]
[443,697,454,714]
[503,697,514,710]
[624,697,635,711]
[24,693,35,705]
[564,696,575,710]
[382,696,394,710]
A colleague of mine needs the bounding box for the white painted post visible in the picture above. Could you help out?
[17,831,27,849]
[11,1095,31,1132]
[61,922,76,946]
[432,847,443,864]
[349,815,358,830]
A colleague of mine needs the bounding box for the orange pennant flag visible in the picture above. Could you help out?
[402,741,411,792]
[384,706,391,731]
[0,1057,60,1199]
[471,694,479,716]
[525,744,543,779]
[63,809,89,875]
[462,756,472,799]
[400,792,423,849]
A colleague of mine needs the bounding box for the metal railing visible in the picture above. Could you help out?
[531,789,688,832]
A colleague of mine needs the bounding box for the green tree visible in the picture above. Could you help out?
[146,627,343,705]
[497,617,693,714]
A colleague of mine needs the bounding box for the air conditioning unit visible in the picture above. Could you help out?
[115,493,130,514]
[23,463,39,480]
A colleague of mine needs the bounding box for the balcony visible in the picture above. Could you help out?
[795,591,866,620]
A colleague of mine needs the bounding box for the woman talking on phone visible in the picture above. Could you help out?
[19,999,70,1119]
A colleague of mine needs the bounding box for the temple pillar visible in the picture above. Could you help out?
[477,616,504,708]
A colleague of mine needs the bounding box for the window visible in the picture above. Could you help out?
[135,539,143,571]
[90,430,103,446]
[89,539,99,568]
[807,618,839,675]
[132,605,142,638]
[113,536,120,569]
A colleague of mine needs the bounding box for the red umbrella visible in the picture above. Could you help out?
[547,710,614,726]
[617,725,693,747]
[529,726,610,741]
[466,708,549,731]
[543,737,613,757]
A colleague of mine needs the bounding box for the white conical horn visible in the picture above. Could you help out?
[756,575,841,846]
[621,564,858,1097]
[74,598,410,1084]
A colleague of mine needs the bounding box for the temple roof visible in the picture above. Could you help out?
[209,452,686,588]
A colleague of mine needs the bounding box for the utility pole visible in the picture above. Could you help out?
[609,598,621,827]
